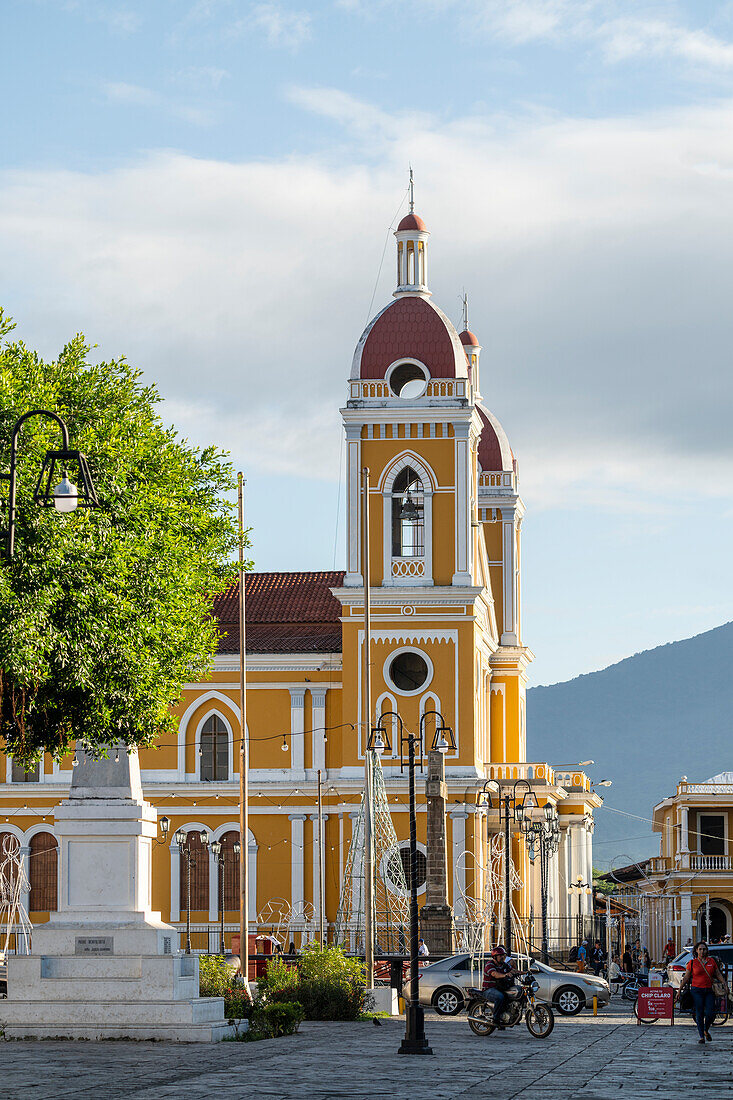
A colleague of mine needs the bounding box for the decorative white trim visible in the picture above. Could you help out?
[311,690,327,777]
[178,690,240,780]
[289,689,306,776]
[289,814,306,910]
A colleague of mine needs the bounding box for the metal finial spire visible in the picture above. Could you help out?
[462,290,469,332]
[409,166,414,213]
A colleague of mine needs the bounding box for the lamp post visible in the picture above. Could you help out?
[522,803,560,963]
[568,875,592,946]
[211,839,241,955]
[478,778,538,952]
[1,409,100,559]
[372,708,454,1057]
[176,829,209,954]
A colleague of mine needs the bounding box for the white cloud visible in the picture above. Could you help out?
[2,92,733,513]
[100,81,214,126]
[235,2,312,50]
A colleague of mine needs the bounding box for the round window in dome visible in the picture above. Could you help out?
[387,360,428,399]
[386,650,430,694]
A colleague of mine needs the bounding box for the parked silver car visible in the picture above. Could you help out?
[417,953,610,1016]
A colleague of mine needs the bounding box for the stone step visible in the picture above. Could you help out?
[1,997,229,1026]
[1,1019,243,1043]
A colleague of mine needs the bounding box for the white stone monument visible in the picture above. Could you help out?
[2,747,235,1040]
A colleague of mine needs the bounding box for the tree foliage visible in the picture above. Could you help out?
[0,310,241,765]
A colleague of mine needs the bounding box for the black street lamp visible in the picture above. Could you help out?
[374,708,454,1057]
[479,777,538,952]
[522,803,560,963]
[1,409,99,559]
[176,828,209,954]
[568,876,592,945]
[211,838,241,955]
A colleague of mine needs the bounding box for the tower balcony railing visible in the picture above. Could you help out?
[484,762,557,785]
[677,781,733,795]
[348,380,467,401]
[648,854,733,873]
[690,854,733,872]
[477,471,516,495]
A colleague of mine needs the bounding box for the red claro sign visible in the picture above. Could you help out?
[638,986,675,1020]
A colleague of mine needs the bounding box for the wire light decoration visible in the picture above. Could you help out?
[0,833,32,959]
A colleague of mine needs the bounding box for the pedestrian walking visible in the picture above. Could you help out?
[679,942,727,1044]
[591,939,606,976]
[576,941,587,972]
[608,954,622,994]
[622,946,634,974]
[418,938,429,967]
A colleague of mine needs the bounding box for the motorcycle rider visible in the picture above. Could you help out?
[482,945,516,1022]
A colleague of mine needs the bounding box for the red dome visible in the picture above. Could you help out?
[459,329,479,347]
[477,404,513,472]
[353,296,468,381]
[397,212,427,232]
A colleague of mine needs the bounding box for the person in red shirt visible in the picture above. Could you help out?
[662,938,676,964]
[680,942,725,1043]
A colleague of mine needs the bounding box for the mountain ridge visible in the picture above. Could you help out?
[526,621,733,866]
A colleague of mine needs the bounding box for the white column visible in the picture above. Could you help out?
[452,424,471,585]
[345,425,362,584]
[289,689,306,776]
[501,507,518,644]
[289,815,306,911]
[338,812,344,891]
[680,891,693,944]
[680,805,689,852]
[169,842,181,922]
[583,827,593,915]
[309,814,319,930]
[450,811,467,919]
[208,849,218,923]
[312,690,327,776]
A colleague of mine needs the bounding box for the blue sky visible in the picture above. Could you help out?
[2,0,733,687]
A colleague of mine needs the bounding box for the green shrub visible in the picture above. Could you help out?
[198,954,230,998]
[224,985,254,1020]
[260,944,368,1021]
[249,1001,304,1039]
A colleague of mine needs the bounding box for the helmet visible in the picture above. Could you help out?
[492,945,507,957]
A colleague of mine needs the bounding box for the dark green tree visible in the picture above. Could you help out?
[0,310,241,765]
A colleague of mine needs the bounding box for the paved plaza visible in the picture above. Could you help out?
[1,1001,729,1100]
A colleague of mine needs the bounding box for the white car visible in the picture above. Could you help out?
[666,944,733,990]
[417,953,610,1016]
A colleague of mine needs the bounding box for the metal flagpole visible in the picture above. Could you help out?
[237,472,250,993]
[362,466,375,985]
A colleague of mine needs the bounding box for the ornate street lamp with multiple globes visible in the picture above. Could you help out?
[211,838,241,956]
[521,802,560,963]
[176,828,210,955]
[369,708,455,1057]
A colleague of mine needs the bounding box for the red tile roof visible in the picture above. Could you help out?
[477,405,513,472]
[397,212,427,232]
[214,571,345,654]
[359,297,460,380]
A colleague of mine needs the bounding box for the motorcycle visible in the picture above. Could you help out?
[466,971,555,1038]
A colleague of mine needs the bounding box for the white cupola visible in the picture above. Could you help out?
[459,294,482,399]
[394,172,430,298]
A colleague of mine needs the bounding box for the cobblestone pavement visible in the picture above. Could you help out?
[1,1000,730,1100]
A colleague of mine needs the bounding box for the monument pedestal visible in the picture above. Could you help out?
[3,749,236,1041]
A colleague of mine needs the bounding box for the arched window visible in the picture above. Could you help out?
[200,714,228,782]
[179,831,209,912]
[221,831,240,911]
[391,467,424,559]
[29,832,57,912]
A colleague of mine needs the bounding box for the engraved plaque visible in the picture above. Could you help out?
[75,936,114,956]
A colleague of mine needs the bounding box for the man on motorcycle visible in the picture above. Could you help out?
[482,945,516,1022]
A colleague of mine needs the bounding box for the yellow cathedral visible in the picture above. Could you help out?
[0,204,600,960]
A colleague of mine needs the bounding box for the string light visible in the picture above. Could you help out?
[281,736,288,752]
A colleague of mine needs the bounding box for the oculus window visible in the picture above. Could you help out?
[387,651,429,693]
